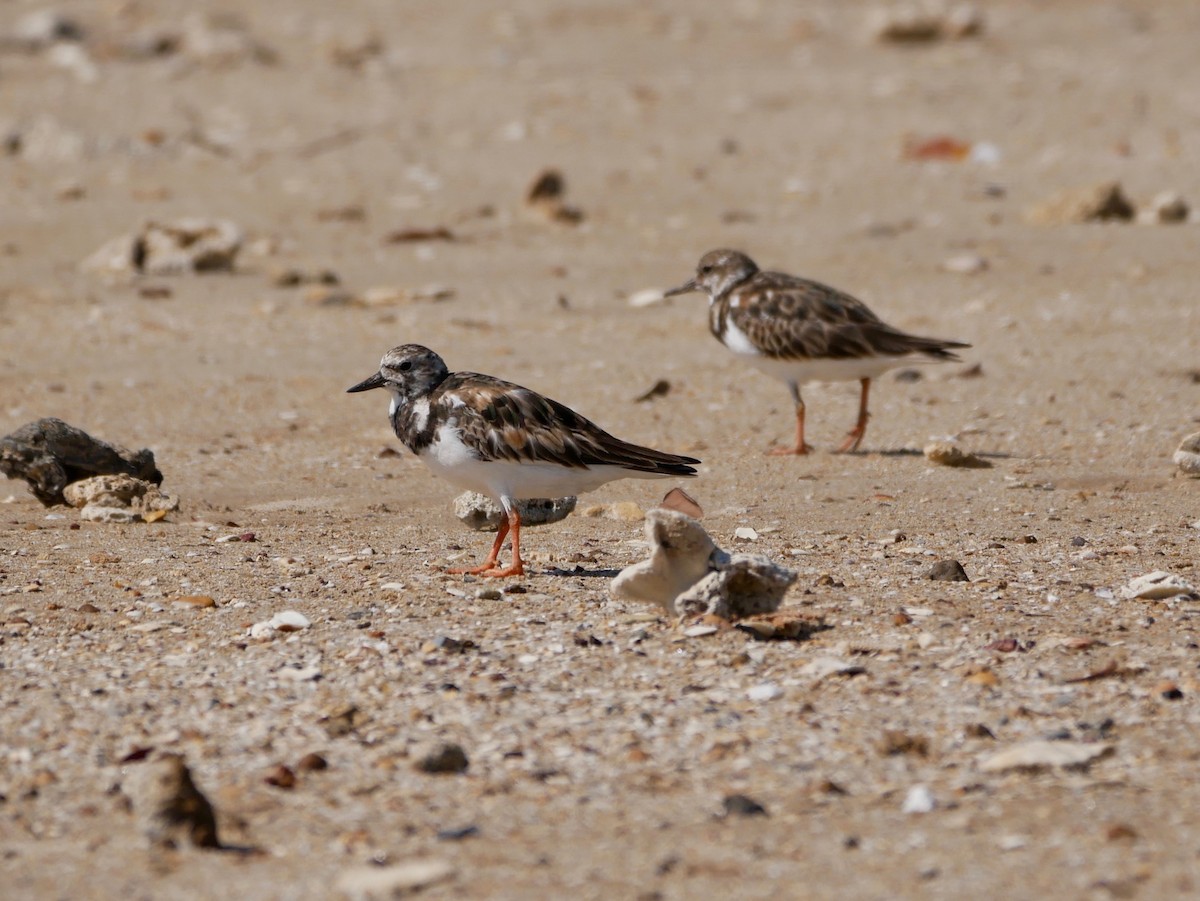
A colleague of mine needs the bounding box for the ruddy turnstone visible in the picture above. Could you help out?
[665,249,970,455]
[347,345,700,577]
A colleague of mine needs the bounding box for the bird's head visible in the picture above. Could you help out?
[346,344,450,405]
[664,249,759,301]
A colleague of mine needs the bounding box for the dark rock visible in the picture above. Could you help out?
[722,793,767,817]
[295,752,328,772]
[436,824,480,841]
[0,418,162,506]
[265,764,296,789]
[416,742,469,775]
[128,753,220,849]
[927,559,969,582]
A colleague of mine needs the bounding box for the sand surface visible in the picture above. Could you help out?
[2,1,1200,898]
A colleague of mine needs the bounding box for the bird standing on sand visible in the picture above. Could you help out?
[348,345,700,577]
[665,249,970,455]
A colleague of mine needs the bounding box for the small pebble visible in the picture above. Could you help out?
[415,743,469,775]
[265,764,296,789]
[902,784,936,814]
[746,682,783,702]
[436,824,480,842]
[296,752,328,772]
[924,441,990,468]
[722,794,767,817]
[1139,191,1189,225]
[940,254,988,275]
[927,559,969,582]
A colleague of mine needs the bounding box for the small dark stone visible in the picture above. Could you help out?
[436,824,480,841]
[722,793,767,817]
[430,635,463,653]
[1162,687,1184,701]
[265,765,296,789]
[1022,535,1038,544]
[878,730,929,757]
[416,742,469,775]
[1070,536,1087,547]
[927,559,969,582]
[295,752,328,772]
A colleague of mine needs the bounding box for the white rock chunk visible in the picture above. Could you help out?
[63,474,179,523]
[334,859,455,899]
[611,509,720,612]
[902,784,936,814]
[1120,571,1196,600]
[270,610,311,632]
[1174,431,1200,476]
[746,682,783,702]
[611,509,797,619]
[979,741,1113,773]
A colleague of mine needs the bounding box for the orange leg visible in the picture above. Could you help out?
[446,516,510,575]
[767,382,813,456]
[836,378,871,453]
[478,506,525,578]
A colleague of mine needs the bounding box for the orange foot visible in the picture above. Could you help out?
[766,443,814,456]
[477,562,525,578]
[446,561,501,575]
[835,430,865,454]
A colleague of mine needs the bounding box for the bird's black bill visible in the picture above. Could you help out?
[663,278,698,298]
[346,372,386,393]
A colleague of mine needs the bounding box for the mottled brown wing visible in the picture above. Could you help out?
[439,374,699,474]
[727,273,969,361]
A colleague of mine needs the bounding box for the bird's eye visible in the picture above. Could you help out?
[700,265,713,274]
[398,360,413,372]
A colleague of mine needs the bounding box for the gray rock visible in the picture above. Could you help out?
[82,218,243,277]
[928,559,969,581]
[1174,431,1200,476]
[722,794,767,817]
[415,742,468,775]
[1,418,161,506]
[1139,191,1189,225]
[675,552,797,620]
[125,753,220,849]
[453,491,575,532]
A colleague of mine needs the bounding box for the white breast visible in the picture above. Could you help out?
[720,316,762,358]
[417,423,675,504]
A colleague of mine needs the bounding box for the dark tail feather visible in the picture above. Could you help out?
[590,436,700,475]
[920,338,971,361]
